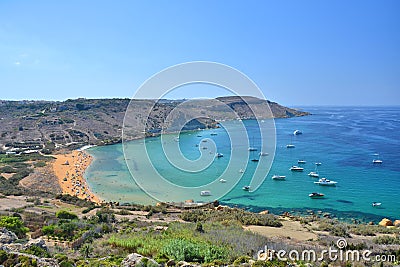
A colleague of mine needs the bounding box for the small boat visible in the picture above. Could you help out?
[197,135,202,137]
[372,154,383,164]
[195,144,199,147]
[215,153,224,158]
[259,152,269,156]
[314,178,337,186]
[298,160,306,164]
[202,147,208,150]
[219,179,227,183]
[290,166,304,171]
[308,171,319,178]
[272,175,286,180]
[251,158,259,162]
[202,140,208,142]
[309,192,324,198]
[210,133,218,136]
[242,186,250,191]
[248,147,258,151]
[239,169,244,173]
[200,190,212,196]
[372,202,382,207]
[174,137,179,142]
[315,162,322,166]
[293,130,302,135]
[286,144,295,148]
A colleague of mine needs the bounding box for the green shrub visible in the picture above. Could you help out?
[21,245,51,258]
[56,210,78,220]
[373,236,400,245]
[0,216,29,238]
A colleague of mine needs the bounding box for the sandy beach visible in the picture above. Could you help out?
[53,150,101,204]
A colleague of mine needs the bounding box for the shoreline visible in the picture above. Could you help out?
[52,150,101,204]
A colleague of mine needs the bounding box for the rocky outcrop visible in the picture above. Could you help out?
[394,220,400,227]
[121,253,159,267]
[0,227,17,244]
[379,218,393,227]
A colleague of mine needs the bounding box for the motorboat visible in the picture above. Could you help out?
[314,178,337,186]
[210,133,218,136]
[372,202,382,207]
[290,166,304,171]
[251,158,259,162]
[293,130,302,135]
[259,152,269,156]
[215,153,224,158]
[298,160,306,164]
[308,171,319,178]
[372,154,382,164]
[309,192,324,198]
[242,186,250,191]
[308,164,320,177]
[219,179,227,183]
[200,190,212,196]
[239,169,244,173]
[248,147,258,151]
[286,144,295,148]
[315,162,322,166]
[272,175,286,180]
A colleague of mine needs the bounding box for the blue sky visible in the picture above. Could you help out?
[0,1,399,106]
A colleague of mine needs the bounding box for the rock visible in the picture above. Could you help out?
[166,259,175,266]
[121,253,144,267]
[259,210,269,215]
[368,221,375,225]
[0,227,17,244]
[379,218,393,227]
[393,220,400,227]
[248,259,255,265]
[121,253,159,267]
[177,261,198,267]
[24,238,47,250]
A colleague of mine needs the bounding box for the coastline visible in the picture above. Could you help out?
[52,150,101,204]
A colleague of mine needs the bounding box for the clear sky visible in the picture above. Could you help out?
[0,1,399,106]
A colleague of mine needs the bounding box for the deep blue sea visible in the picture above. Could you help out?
[85,107,400,222]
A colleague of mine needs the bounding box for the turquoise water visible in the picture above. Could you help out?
[85,107,400,222]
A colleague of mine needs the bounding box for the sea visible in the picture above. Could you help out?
[85,106,400,222]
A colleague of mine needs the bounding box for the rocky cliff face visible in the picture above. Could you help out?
[0,97,309,152]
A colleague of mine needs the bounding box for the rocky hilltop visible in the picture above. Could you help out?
[0,97,309,153]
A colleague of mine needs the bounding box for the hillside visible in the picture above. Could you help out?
[0,97,309,153]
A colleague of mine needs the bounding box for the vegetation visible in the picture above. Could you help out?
[180,207,282,227]
[0,216,29,238]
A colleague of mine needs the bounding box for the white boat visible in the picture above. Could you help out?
[309,192,324,198]
[219,179,227,183]
[200,190,211,196]
[298,160,306,164]
[272,175,286,180]
[290,166,304,172]
[248,147,258,151]
[308,164,320,177]
[242,186,250,191]
[215,153,224,158]
[372,202,381,207]
[239,169,244,173]
[308,171,319,178]
[286,144,295,148]
[315,162,322,166]
[174,137,179,142]
[372,154,383,164]
[293,130,302,135]
[259,152,269,156]
[314,178,337,186]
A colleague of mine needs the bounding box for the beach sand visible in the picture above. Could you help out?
[53,150,101,204]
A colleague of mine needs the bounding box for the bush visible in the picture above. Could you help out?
[373,236,400,245]
[0,216,29,238]
[21,245,51,258]
[56,210,78,220]
[180,208,282,227]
